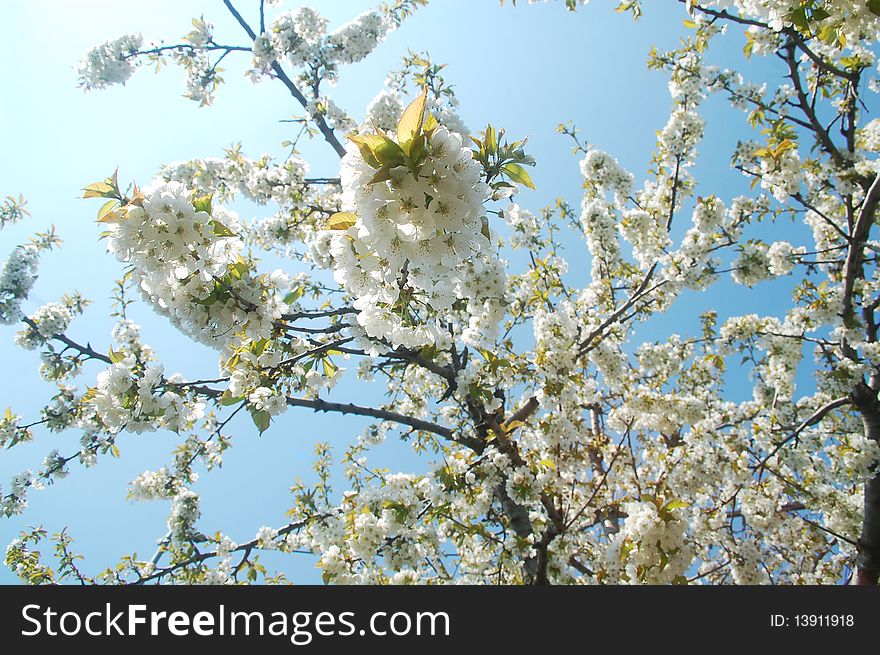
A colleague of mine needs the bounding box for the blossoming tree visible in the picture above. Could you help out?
[4,0,880,585]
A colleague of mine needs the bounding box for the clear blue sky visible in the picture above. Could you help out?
[0,1,828,583]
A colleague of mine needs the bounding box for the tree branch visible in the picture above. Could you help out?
[841,173,880,350]
[284,395,480,449]
[753,396,851,476]
[849,382,880,585]
[134,518,312,585]
[781,40,847,170]
[222,0,347,158]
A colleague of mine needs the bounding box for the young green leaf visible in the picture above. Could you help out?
[422,112,440,134]
[502,163,536,189]
[373,137,406,167]
[348,134,385,168]
[96,200,122,223]
[367,165,393,185]
[251,409,271,434]
[82,182,116,199]
[283,287,305,305]
[219,390,244,406]
[485,125,497,156]
[193,193,213,215]
[397,87,428,152]
[210,220,236,237]
[326,212,358,230]
[107,348,126,364]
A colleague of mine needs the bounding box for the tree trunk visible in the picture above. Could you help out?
[850,382,880,585]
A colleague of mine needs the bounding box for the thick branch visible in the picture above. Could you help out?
[284,395,480,449]
[281,307,357,322]
[849,382,880,585]
[505,396,539,427]
[841,174,880,345]
[783,28,859,82]
[781,40,846,169]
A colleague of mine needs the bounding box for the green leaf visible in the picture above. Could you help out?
[817,24,839,45]
[348,134,383,168]
[326,212,358,230]
[283,287,305,305]
[96,199,122,224]
[485,125,497,156]
[788,7,809,31]
[108,348,126,364]
[869,0,880,16]
[397,87,428,152]
[349,132,405,168]
[97,199,118,218]
[82,182,115,199]
[367,165,393,185]
[422,112,440,134]
[503,419,524,433]
[227,260,248,281]
[251,338,268,357]
[220,390,244,406]
[502,163,536,189]
[210,220,236,237]
[408,133,428,171]
[373,138,406,168]
[193,193,213,215]
[251,409,271,434]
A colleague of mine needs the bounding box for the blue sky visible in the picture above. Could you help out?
[0,1,844,583]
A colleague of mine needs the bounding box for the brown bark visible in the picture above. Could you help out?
[850,382,880,585]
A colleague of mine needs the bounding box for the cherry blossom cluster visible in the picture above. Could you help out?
[704,1,880,43]
[14,302,74,350]
[76,33,144,90]
[161,151,309,204]
[104,181,289,351]
[161,149,341,255]
[609,499,693,584]
[252,7,391,81]
[0,244,43,325]
[91,355,205,435]
[363,89,469,138]
[319,124,503,349]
